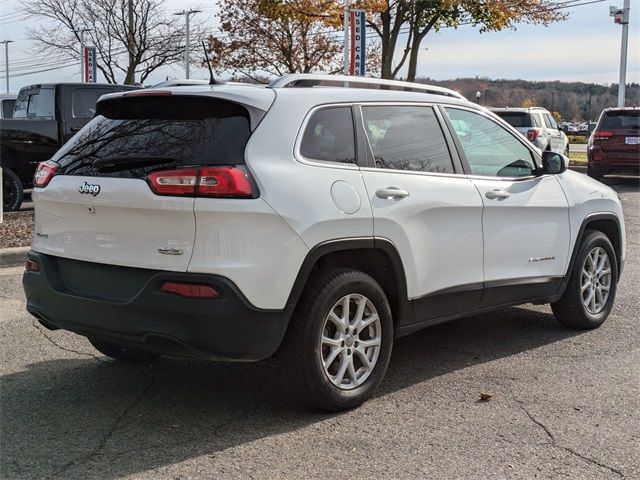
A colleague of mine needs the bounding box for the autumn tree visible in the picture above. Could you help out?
[207,0,379,80]
[25,0,202,84]
[349,0,567,80]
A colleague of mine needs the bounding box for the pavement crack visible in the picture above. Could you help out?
[519,405,624,478]
[30,320,106,363]
[50,374,156,479]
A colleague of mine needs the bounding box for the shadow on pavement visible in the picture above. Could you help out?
[1,305,583,479]
[601,175,639,193]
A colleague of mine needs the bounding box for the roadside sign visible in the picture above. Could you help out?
[349,9,366,76]
[84,46,97,83]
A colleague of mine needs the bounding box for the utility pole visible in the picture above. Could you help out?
[617,0,630,107]
[343,0,349,74]
[551,90,555,112]
[174,9,201,79]
[587,86,593,122]
[1,40,13,94]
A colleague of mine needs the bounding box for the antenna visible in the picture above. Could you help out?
[202,40,216,85]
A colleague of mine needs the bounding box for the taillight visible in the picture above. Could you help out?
[33,161,59,188]
[527,128,541,142]
[593,130,614,141]
[147,166,254,198]
[160,282,219,299]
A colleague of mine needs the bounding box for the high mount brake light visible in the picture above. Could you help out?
[33,161,59,188]
[147,166,254,198]
[593,130,614,141]
[122,90,172,97]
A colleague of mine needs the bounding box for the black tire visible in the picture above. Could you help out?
[2,168,23,212]
[564,145,569,156]
[283,268,393,411]
[587,164,602,180]
[551,230,618,330]
[89,338,160,363]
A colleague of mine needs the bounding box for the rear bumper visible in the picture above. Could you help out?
[23,251,294,361]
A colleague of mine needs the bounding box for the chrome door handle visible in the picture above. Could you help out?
[376,187,409,199]
[485,189,510,200]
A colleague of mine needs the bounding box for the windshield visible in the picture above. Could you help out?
[13,87,55,119]
[52,96,252,178]
[494,112,534,128]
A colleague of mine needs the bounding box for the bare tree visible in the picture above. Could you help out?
[25,0,202,84]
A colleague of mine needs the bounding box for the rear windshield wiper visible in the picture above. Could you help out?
[92,155,177,172]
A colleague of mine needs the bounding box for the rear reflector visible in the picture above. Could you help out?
[147,166,254,198]
[25,259,40,272]
[593,130,614,141]
[33,161,59,188]
[160,282,219,299]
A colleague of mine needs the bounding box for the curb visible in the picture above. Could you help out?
[0,246,30,268]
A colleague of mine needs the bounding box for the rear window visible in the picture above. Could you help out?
[52,96,252,178]
[494,112,537,128]
[300,107,356,164]
[601,111,640,129]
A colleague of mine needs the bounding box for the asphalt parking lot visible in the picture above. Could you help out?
[1,177,638,480]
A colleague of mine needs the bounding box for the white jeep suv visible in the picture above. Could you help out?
[23,75,625,411]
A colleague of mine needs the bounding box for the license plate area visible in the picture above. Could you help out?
[625,136,640,145]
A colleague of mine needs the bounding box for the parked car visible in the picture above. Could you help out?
[23,74,625,411]
[577,122,597,137]
[491,107,569,155]
[1,83,139,212]
[587,107,640,179]
[0,94,17,118]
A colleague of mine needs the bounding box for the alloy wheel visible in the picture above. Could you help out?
[581,246,612,315]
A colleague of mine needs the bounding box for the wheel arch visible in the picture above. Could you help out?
[285,238,410,333]
[560,213,623,296]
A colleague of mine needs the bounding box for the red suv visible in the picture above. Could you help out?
[587,107,640,180]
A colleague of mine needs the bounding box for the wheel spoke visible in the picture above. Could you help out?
[581,279,591,292]
[323,346,342,369]
[358,337,381,349]
[358,313,379,332]
[595,287,604,307]
[354,347,373,372]
[341,295,351,323]
[589,290,597,312]
[346,355,358,384]
[328,311,347,333]
[333,353,349,385]
[322,335,342,348]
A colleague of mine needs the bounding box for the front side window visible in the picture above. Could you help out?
[300,107,356,164]
[362,105,454,173]
[445,108,536,177]
[545,114,558,129]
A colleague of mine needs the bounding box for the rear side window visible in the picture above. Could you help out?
[495,112,533,128]
[72,88,114,118]
[300,107,356,164]
[13,87,55,119]
[52,96,252,178]
[362,105,454,173]
[601,111,640,129]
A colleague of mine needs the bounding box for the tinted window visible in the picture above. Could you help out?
[545,114,558,129]
[72,88,114,118]
[601,110,640,129]
[445,108,536,177]
[494,112,532,128]
[53,97,251,178]
[1,99,15,118]
[300,107,356,164]
[13,87,55,119]
[362,106,454,173]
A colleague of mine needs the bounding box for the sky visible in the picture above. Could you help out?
[0,0,638,94]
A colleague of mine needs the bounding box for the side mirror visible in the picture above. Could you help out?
[542,150,568,175]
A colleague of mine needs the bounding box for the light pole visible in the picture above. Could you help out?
[484,89,491,107]
[1,40,13,94]
[343,0,349,74]
[174,9,201,79]
[475,90,481,105]
[73,28,91,82]
[617,0,630,107]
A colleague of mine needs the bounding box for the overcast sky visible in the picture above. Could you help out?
[0,0,638,93]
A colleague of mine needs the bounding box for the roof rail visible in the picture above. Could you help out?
[268,74,466,100]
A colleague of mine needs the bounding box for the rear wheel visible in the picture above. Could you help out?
[2,168,23,212]
[551,230,618,329]
[89,338,160,363]
[283,268,393,411]
[587,164,602,180]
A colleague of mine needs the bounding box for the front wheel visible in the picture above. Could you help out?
[283,268,393,411]
[2,168,24,212]
[552,230,618,329]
